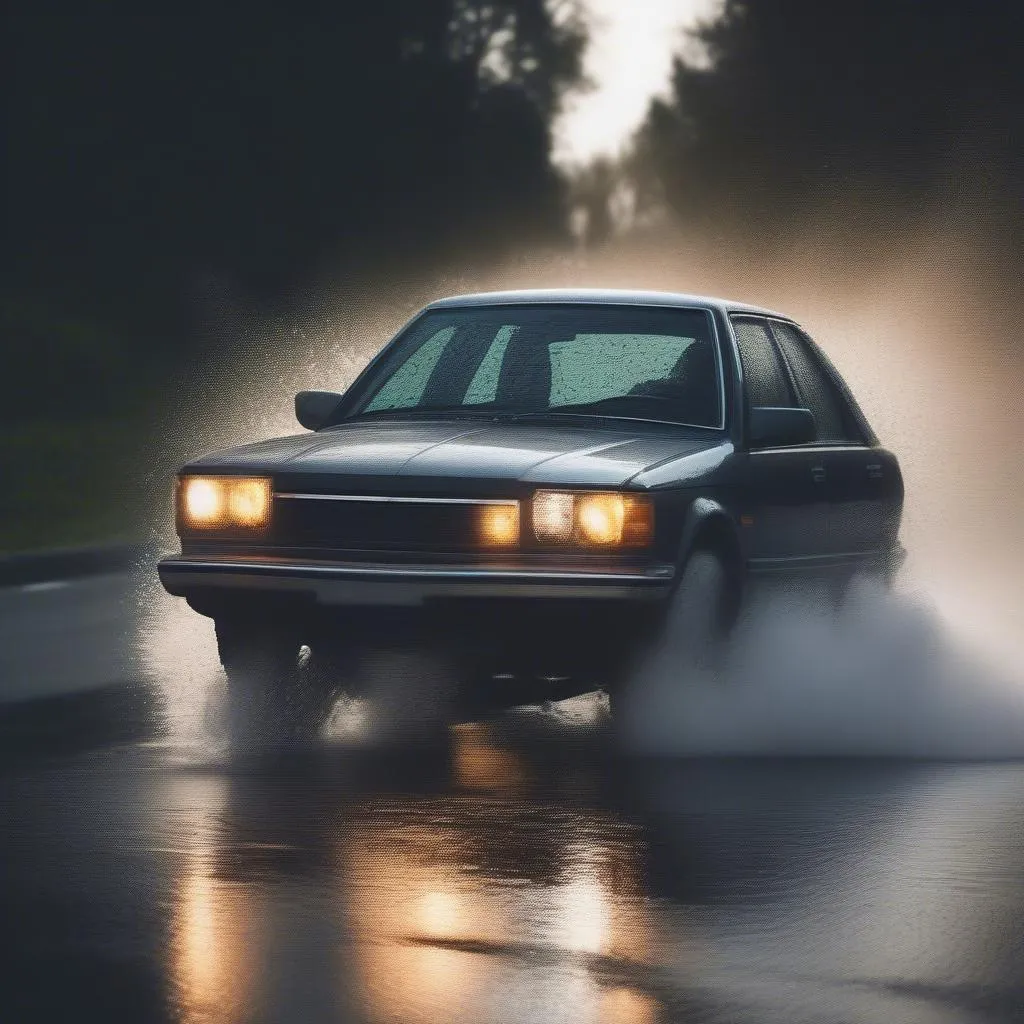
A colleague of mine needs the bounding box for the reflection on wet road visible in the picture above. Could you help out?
[2,707,1023,1023]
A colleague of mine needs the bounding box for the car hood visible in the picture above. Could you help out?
[189,418,730,489]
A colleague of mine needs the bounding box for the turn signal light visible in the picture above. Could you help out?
[477,502,520,547]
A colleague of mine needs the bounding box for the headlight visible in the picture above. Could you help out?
[532,490,653,547]
[177,476,272,531]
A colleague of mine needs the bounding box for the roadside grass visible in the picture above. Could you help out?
[0,420,149,554]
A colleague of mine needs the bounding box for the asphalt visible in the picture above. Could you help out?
[1,560,1023,1023]
[2,717,1023,1024]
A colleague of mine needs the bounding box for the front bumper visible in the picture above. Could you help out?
[157,554,676,606]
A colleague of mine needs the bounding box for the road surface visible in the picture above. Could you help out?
[1,559,1023,1022]
[2,714,1023,1023]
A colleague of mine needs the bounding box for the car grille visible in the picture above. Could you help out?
[271,494,507,552]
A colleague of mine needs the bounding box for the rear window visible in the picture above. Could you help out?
[770,322,850,442]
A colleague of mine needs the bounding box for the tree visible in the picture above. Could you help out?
[634,1,1024,228]
[4,4,586,342]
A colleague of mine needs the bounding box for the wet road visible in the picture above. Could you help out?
[2,707,1023,1024]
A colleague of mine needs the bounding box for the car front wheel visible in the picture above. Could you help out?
[214,615,335,746]
[609,549,734,720]
[656,549,733,667]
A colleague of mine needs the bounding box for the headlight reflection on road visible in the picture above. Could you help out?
[155,722,669,1023]
[601,987,660,1024]
[451,722,527,793]
[419,889,465,940]
[558,870,611,955]
[553,839,655,966]
[169,778,259,1024]
[339,725,660,1023]
[345,848,481,1021]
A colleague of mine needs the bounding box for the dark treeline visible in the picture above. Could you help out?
[3,4,584,421]
[634,1,1023,238]
[5,3,1023,422]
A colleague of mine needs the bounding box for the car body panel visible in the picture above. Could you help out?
[190,419,731,490]
[819,445,903,554]
[158,554,675,606]
[422,287,790,320]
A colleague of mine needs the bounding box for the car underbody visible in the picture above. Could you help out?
[162,555,671,708]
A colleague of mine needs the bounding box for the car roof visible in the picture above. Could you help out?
[424,287,792,320]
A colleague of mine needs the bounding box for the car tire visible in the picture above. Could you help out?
[214,615,332,747]
[609,549,732,720]
[651,549,733,669]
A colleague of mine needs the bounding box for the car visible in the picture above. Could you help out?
[158,289,904,739]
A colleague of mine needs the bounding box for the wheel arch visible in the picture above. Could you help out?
[675,497,745,625]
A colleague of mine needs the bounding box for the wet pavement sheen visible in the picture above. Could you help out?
[2,710,1023,1023]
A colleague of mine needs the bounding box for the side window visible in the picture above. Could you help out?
[365,327,454,411]
[732,319,793,408]
[770,323,850,443]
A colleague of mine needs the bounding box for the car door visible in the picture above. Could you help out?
[731,316,832,569]
[767,320,903,560]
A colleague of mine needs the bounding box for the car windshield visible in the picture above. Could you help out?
[348,304,723,427]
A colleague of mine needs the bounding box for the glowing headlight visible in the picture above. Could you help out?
[183,478,224,523]
[532,490,653,547]
[228,478,272,526]
[532,490,574,543]
[178,476,271,531]
[577,493,626,545]
[477,502,520,547]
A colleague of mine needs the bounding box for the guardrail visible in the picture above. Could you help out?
[0,543,162,758]
[0,544,149,588]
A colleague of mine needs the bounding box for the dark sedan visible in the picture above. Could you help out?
[159,289,904,738]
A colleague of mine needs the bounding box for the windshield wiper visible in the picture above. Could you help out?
[544,397,646,415]
[341,403,701,428]
[507,408,716,428]
[342,405,520,422]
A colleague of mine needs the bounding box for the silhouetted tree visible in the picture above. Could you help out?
[4,4,585,371]
[634,1,1024,228]
[567,159,618,246]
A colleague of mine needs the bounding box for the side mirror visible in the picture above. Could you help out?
[295,390,343,431]
[749,406,816,447]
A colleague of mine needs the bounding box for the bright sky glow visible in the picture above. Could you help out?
[553,0,722,168]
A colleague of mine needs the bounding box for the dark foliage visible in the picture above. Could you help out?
[635,1,1023,227]
[3,4,584,387]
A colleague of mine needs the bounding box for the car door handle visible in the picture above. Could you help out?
[811,466,826,483]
